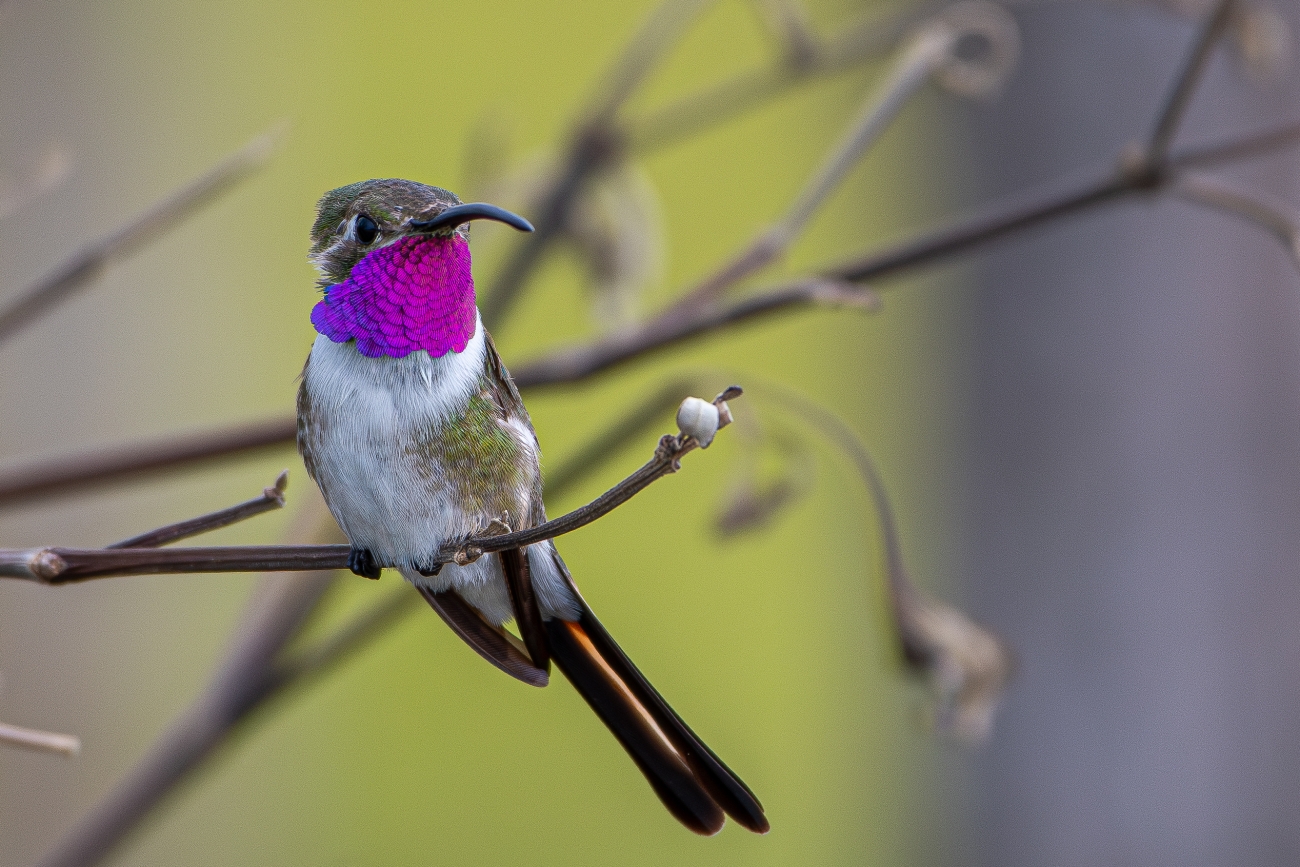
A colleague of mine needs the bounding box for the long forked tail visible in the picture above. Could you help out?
[544,602,769,836]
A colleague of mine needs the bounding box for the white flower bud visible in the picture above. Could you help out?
[676,396,720,448]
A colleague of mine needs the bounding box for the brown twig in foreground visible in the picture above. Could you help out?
[543,377,696,496]
[0,122,285,345]
[28,387,741,867]
[0,389,740,585]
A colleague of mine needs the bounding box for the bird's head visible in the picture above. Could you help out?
[307,179,532,359]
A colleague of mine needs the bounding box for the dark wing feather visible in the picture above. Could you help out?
[479,327,552,668]
[500,547,550,669]
[419,587,549,687]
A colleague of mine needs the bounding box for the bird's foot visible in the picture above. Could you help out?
[474,513,513,538]
[415,561,443,578]
[347,547,383,580]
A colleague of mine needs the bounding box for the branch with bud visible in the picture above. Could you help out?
[0,390,741,585]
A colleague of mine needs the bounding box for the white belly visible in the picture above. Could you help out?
[299,322,578,625]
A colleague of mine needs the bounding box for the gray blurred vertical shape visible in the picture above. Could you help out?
[957,4,1300,866]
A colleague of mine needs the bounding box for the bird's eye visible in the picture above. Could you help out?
[355,215,379,245]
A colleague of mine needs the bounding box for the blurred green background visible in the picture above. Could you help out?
[0,1,967,864]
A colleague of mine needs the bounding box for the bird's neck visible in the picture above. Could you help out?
[311,235,477,359]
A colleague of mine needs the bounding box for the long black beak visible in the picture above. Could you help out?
[408,203,534,234]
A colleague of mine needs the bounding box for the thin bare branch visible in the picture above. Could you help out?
[665,21,963,313]
[1176,119,1300,168]
[831,171,1133,282]
[0,544,347,584]
[1146,0,1237,165]
[830,118,1300,284]
[480,0,711,330]
[0,720,80,756]
[0,417,297,510]
[1,390,740,584]
[107,471,289,550]
[628,3,929,151]
[0,122,286,344]
[514,278,878,388]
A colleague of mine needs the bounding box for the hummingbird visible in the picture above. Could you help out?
[296,178,767,835]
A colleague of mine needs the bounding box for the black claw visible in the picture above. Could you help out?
[348,547,383,580]
[416,561,443,578]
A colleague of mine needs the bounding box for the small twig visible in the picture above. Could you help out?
[1175,174,1300,265]
[831,170,1133,282]
[1145,0,1237,167]
[0,720,81,756]
[107,471,289,549]
[1176,119,1300,168]
[0,122,286,344]
[0,416,297,510]
[1,390,741,584]
[480,0,711,330]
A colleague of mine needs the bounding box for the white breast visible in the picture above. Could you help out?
[301,313,488,565]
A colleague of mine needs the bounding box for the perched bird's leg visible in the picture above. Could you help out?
[347,547,383,580]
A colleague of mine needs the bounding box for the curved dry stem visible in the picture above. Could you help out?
[663,21,964,314]
[756,381,1014,743]
[1175,173,1300,267]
